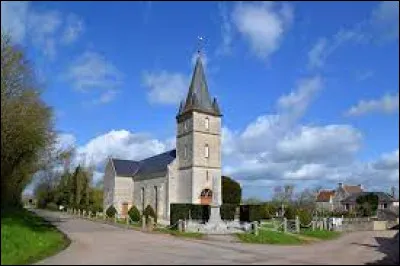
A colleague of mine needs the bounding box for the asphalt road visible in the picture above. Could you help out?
[33,209,399,265]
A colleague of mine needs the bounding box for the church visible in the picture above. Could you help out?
[103,53,223,222]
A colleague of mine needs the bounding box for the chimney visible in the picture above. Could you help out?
[358,184,363,190]
[338,182,343,189]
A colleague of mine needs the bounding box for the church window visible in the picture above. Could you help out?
[154,186,158,216]
[184,144,188,158]
[206,170,209,181]
[205,144,209,158]
[184,120,187,130]
[205,117,209,130]
[141,187,145,211]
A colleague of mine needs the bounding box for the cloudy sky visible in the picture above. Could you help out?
[2,1,398,199]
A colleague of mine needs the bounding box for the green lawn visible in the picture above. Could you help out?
[237,230,304,245]
[300,229,341,240]
[1,208,69,265]
[155,227,204,239]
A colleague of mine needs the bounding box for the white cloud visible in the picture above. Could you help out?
[0,1,84,59]
[1,1,29,43]
[61,13,84,45]
[308,28,367,70]
[372,149,399,171]
[65,51,123,104]
[355,70,374,82]
[216,2,234,56]
[55,133,77,151]
[142,71,188,105]
[346,93,399,116]
[370,1,399,41]
[232,2,293,60]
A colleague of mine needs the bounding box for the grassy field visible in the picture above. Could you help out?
[237,230,304,245]
[1,208,69,265]
[300,229,341,240]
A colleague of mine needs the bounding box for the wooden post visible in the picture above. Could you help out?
[126,216,129,226]
[295,216,300,233]
[283,217,287,233]
[114,215,117,224]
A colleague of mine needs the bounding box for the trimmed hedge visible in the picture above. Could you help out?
[240,204,263,222]
[170,204,210,227]
[220,204,238,220]
[143,205,157,223]
[128,205,141,222]
[106,205,117,218]
[222,176,242,204]
[46,202,58,211]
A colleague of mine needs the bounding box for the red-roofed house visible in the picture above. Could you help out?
[316,182,364,212]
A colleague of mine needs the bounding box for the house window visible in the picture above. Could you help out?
[205,144,209,158]
[345,204,349,211]
[205,117,209,130]
[383,203,388,209]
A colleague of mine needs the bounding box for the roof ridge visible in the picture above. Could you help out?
[138,149,176,163]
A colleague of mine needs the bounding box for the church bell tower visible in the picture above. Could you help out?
[176,53,222,205]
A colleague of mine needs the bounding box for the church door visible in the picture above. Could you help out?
[200,189,212,205]
[121,202,129,216]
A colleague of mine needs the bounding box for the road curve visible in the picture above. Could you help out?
[33,209,398,265]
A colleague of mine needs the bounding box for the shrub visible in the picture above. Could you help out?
[128,205,141,222]
[262,203,278,219]
[222,176,242,204]
[106,205,117,218]
[220,204,238,220]
[143,205,157,223]
[46,202,58,211]
[189,204,210,221]
[356,193,379,217]
[283,205,296,220]
[296,208,312,225]
[240,205,263,222]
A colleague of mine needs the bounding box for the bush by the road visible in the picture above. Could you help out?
[106,205,117,218]
[128,206,141,222]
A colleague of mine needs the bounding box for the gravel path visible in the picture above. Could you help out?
[33,209,399,265]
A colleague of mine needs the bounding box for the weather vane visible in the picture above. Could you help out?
[197,36,205,56]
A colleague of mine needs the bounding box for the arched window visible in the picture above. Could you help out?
[205,117,209,130]
[205,144,209,158]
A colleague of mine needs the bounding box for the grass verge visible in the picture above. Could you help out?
[236,229,304,245]
[155,227,204,239]
[1,208,70,265]
[300,229,341,240]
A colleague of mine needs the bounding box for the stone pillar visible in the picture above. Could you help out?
[323,218,327,230]
[295,216,300,233]
[283,218,287,233]
[141,215,146,230]
[252,222,259,236]
[312,221,316,231]
[178,219,183,232]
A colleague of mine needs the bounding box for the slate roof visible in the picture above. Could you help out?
[111,149,176,180]
[343,185,363,194]
[177,55,221,117]
[341,192,396,203]
[316,190,336,202]
[111,159,139,177]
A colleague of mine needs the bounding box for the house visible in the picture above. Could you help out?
[316,182,364,211]
[341,192,397,212]
[103,53,223,223]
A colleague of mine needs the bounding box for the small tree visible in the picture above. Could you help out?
[143,205,157,223]
[106,205,117,218]
[356,193,379,217]
[128,205,141,222]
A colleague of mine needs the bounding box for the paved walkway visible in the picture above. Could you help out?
[34,210,398,265]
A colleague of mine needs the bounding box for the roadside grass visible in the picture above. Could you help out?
[236,230,304,245]
[154,227,204,239]
[300,229,341,240]
[1,208,69,265]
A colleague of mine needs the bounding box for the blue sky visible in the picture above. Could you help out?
[2,1,399,199]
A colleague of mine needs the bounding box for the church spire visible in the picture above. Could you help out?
[177,53,222,118]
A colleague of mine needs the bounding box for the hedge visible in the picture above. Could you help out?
[239,204,263,222]
[222,176,242,204]
[220,204,238,220]
[170,204,210,227]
